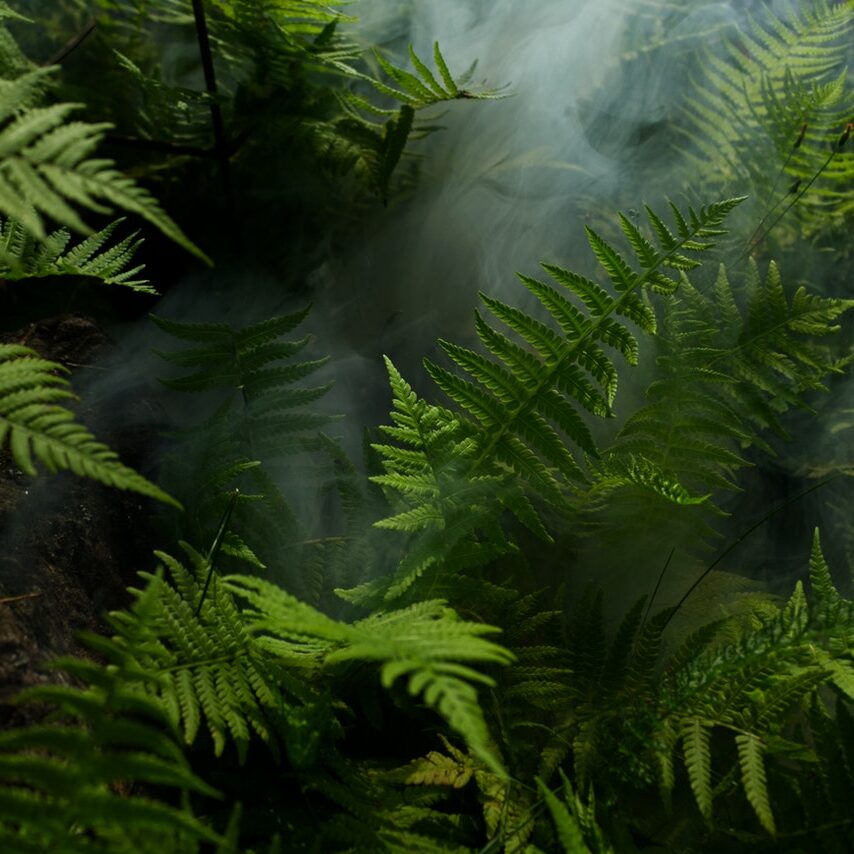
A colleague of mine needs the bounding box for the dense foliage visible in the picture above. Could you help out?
[0,0,853,851]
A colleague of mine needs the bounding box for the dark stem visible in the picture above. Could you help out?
[744,122,807,250]
[195,489,240,616]
[190,0,237,218]
[661,475,836,632]
[642,546,675,630]
[42,17,97,67]
[742,148,837,260]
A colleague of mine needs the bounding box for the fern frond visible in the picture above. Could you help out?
[735,733,775,835]
[226,574,514,775]
[428,197,743,505]
[681,0,854,235]
[0,98,207,260]
[600,261,854,525]
[0,344,177,503]
[0,216,151,290]
[682,718,713,821]
[108,545,332,768]
[0,571,223,851]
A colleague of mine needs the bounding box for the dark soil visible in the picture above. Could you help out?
[0,314,157,727]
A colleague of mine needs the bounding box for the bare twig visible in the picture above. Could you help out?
[190,0,236,214]
[0,591,42,606]
[42,17,97,68]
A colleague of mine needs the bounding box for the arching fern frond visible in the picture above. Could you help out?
[0,343,177,504]
[0,98,208,261]
[226,574,514,776]
[0,12,206,261]
[362,198,742,605]
[0,215,151,291]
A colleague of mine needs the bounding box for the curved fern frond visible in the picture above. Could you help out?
[0,98,208,261]
[226,574,514,776]
[0,344,177,504]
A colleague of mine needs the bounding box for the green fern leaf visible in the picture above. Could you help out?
[682,718,713,821]
[735,733,776,834]
[0,97,207,261]
[808,528,840,605]
[0,216,151,291]
[228,576,513,775]
[0,344,177,504]
[536,778,591,854]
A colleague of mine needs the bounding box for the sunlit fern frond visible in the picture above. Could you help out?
[0,343,177,503]
[227,574,515,776]
[109,544,333,767]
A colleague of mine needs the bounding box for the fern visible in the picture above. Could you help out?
[0,574,224,852]
[365,198,743,603]
[0,215,151,291]
[597,260,854,522]
[0,10,207,261]
[105,543,331,767]
[0,99,208,261]
[681,0,854,236]
[681,718,713,821]
[534,772,613,854]
[324,41,505,201]
[0,343,177,504]
[427,198,742,499]
[225,574,514,775]
[152,307,342,578]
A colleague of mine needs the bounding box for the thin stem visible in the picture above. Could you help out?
[190,0,236,217]
[661,475,836,632]
[747,149,835,251]
[744,122,807,250]
[195,489,240,616]
[42,17,97,67]
[642,546,675,630]
[741,123,850,261]
[0,591,41,606]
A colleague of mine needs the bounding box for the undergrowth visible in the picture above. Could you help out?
[0,1,853,851]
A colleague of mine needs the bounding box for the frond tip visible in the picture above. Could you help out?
[0,344,178,505]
